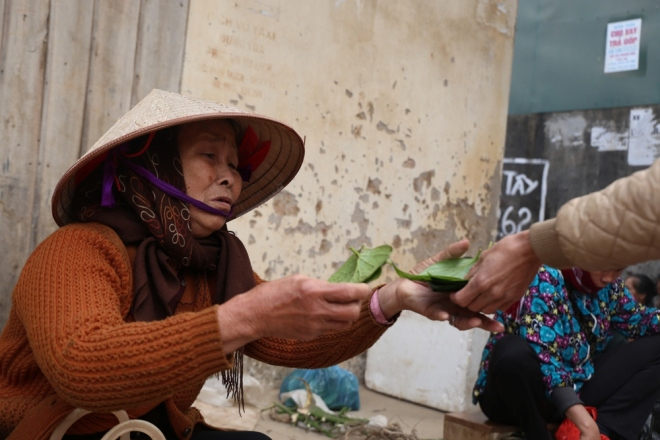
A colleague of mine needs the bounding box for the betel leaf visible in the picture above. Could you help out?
[419,250,481,280]
[363,267,383,284]
[327,254,358,283]
[328,245,393,283]
[392,251,481,289]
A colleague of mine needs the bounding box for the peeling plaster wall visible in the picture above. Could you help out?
[504,106,660,219]
[182,0,517,410]
[503,106,660,277]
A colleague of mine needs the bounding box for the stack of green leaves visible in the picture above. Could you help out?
[327,245,393,283]
[328,245,480,292]
[391,251,480,292]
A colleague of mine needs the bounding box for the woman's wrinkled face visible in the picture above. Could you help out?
[177,120,242,238]
[588,269,625,289]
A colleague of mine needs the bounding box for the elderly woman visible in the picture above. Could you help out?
[473,265,660,440]
[0,90,497,440]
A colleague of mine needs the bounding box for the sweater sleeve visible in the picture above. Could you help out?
[12,223,232,412]
[529,158,660,270]
[551,386,583,415]
[244,290,389,367]
[609,280,660,338]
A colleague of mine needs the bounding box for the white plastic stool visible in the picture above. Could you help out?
[49,408,166,440]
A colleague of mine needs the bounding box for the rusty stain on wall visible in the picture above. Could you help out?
[355,101,374,122]
[476,0,517,35]
[376,121,396,134]
[346,202,372,250]
[366,177,381,194]
[269,190,300,224]
[395,217,412,229]
[413,170,435,193]
[431,187,441,201]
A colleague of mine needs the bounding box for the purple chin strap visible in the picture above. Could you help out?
[101,149,234,219]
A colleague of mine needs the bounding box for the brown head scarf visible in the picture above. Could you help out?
[72,126,255,406]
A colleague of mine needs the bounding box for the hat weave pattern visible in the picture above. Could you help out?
[52,89,305,226]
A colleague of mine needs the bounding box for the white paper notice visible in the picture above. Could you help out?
[604,19,642,73]
[590,126,628,152]
[628,108,660,167]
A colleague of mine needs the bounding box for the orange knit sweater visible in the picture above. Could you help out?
[0,223,388,439]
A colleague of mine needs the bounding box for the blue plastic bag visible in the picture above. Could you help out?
[279,365,360,410]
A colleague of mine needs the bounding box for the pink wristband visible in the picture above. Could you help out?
[370,288,396,325]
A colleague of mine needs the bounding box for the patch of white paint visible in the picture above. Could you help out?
[590,126,628,151]
[545,114,587,147]
[629,108,660,166]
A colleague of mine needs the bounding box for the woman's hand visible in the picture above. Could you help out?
[217,275,372,353]
[564,405,601,440]
[377,239,504,333]
[451,230,542,314]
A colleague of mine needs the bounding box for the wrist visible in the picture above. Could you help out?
[370,288,394,325]
[376,281,403,319]
[565,404,597,431]
[217,294,262,352]
[510,230,542,270]
[516,230,538,257]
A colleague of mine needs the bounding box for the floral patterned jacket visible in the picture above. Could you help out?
[472,266,660,407]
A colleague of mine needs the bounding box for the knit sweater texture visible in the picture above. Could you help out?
[0,223,388,439]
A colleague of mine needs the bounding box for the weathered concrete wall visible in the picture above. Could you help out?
[182,0,517,411]
[502,105,660,278]
[0,0,189,328]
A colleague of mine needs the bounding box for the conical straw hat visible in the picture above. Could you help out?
[52,89,305,226]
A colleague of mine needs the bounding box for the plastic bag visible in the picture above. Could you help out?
[279,366,360,410]
[555,406,609,440]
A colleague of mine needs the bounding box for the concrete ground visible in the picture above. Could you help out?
[195,384,446,439]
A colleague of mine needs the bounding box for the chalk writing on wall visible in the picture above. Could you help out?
[497,158,550,240]
[213,14,277,99]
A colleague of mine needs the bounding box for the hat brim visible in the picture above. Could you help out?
[52,89,305,227]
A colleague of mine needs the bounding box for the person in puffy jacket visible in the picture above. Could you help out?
[452,159,660,324]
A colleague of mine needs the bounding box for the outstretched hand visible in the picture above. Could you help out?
[451,230,542,314]
[217,275,372,353]
[377,239,504,333]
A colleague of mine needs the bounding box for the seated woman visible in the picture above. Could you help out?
[625,273,657,307]
[0,90,497,440]
[472,265,660,440]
